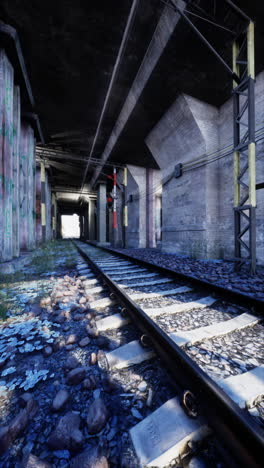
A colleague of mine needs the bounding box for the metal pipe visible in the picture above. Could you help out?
[225,0,252,23]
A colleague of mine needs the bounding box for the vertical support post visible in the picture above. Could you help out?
[88,199,96,240]
[113,167,118,246]
[97,183,107,244]
[40,161,46,242]
[51,193,56,239]
[123,167,128,248]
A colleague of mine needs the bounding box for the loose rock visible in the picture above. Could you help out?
[48,412,83,451]
[65,355,79,370]
[79,337,90,347]
[66,334,77,345]
[24,453,52,468]
[52,389,70,411]
[90,352,97,365]
[69,446,109,468]
[66,367,86,385]
[86,398,109,434]
[43,346,53,357]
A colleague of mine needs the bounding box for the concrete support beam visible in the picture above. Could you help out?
[12,86,21,257]
[88,199,96,241]
[45,175,52,241]
[126,165,147,248]
[19,121,36,251]
[90,0,186,187]
[51,193,57,239]
[40,161,46,242]
[97,183,107,244]
[35,166,42,244]
[0,50,14,261]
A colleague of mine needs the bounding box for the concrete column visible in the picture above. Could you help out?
[79,215,83,238]
[146,168,155,248]
[40,162,46,242]
[20,122,36,251]
[126,165,147,248]
[97,183,107,244]
[35,166,42,244]
[51,193,57,239]
[88,199,95,240]
[45,176,52,241]
[0,50,14,261]
[83,206,89,240]
[12,86,21,257]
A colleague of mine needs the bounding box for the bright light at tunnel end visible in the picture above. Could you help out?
[61,214,80,238]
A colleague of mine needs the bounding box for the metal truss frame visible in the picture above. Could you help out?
[233,22,256,273]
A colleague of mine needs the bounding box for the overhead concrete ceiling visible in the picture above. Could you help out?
[1,0,264,190]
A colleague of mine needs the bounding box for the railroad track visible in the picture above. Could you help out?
[73,240,264,468]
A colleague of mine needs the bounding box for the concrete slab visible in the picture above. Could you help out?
[109,268,148,276]
[112,272,159,281]
[90,297,117,309]
[117,278,174,288]
[86,285,105,294]
[130,397,210,467]
[104,267,147,275]
[82,278,99,286]
[97,262,133,268]
[218,366,264,408]
[79,272,95,279]
[129,286,192,301]
[106,340,155,369]
[96,313,130,331]
[170,313,260,347]
[143,296,216,318]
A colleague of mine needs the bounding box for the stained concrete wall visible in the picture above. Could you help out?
[146,72,264,263]
[19,122,36,251]
[0,48,39,261]
[35,166,42,244]
[0,50,14,261]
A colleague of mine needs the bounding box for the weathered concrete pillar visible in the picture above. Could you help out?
[0,50,14,261]
[51,193,57,239]
[126,165,147,248]
[20,122,36,251]
[35,165,42,244]
[12,86,21,257]
[88,199,96,240]
[45,176,52,241]
[40,162,46,243]
[97,183,107,244]
[79,215,84,238]
[146,168,156,248]
[81,205,88,240]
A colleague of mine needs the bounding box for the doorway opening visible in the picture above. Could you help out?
[61,214,80,238]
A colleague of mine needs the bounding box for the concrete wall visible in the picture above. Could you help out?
[0,48,39,261]
[146,72,264,263]
[19,122,36,251]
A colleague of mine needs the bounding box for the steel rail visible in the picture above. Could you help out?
[74,240,264,467]
[86,242,264,314]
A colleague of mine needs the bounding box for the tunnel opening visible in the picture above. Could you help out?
[61,214,80,239]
